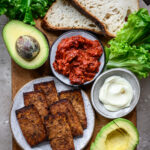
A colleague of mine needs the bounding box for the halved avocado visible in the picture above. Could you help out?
[91,118,139,150]
[3,20,49,69]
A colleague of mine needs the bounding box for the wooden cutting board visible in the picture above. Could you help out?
[12,19,137,150]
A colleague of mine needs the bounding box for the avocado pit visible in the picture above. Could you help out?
[16,35,40,61]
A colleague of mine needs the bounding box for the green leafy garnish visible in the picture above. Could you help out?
[106,8,150,78]
[0,0,55,25]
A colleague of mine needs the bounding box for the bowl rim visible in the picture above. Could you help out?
[91,68,141,119]
[49,29,106,87]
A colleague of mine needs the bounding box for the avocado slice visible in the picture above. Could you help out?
[3,20,49,69]
[91,118,139,150]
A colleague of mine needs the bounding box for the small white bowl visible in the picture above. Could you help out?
[50,30,105,87]
[91,68,140,119]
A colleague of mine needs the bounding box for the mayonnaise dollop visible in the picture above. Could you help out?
[99,76,133,112]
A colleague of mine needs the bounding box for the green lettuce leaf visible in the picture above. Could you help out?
[0,0,55,25]
[106,8,150,79]
[116,8,150,45]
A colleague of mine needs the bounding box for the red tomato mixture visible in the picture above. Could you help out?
[53,35,103,85]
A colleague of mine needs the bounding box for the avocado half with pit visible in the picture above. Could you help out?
[91,118,139,150]
[3,20,49,69]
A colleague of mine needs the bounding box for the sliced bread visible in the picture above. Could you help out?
[71,0,139,37]
[42,0,102,34]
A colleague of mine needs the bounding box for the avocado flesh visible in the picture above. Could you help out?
[3,20,49,69]
[91,118,139,150]
[106,128,130,150]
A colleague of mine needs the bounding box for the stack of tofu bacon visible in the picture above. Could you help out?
[16,81,87,150]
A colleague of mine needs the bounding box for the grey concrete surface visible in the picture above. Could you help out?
[138,78,150,150]
[0,15,12,150]
[0,1,150,150]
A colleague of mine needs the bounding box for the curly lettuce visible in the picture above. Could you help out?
[106,8,150,78]
[0,0,55,25]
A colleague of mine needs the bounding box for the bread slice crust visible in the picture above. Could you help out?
[42,0,102,35]
[42,19,102,35]
[71,0,140,37]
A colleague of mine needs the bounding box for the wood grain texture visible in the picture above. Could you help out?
[12,19,136,150]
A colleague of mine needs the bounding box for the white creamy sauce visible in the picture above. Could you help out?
[99,76,133,111]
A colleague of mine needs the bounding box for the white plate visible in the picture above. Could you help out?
[10,76,95,150]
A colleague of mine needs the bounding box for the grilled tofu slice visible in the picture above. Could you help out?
[16,105,46,147]
[50,99,83,137]
[23,91,49,122]
[59,90,87,129]
[34,81,59,106]
[44,113,75,150]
